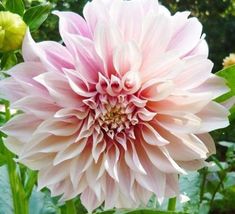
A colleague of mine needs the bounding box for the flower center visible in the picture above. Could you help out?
[102,105,124,126]
[96,96,135,135]
[82,74,154,140]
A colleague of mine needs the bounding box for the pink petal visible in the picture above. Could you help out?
[53,11,91,39]
[104,145,120,181]
[0,77,26,102]
[102,174,119,210]
[117,157,134,199]
[156,114,202,134]
[148,92,212,115]
[110,0,143,42]
[37,162,70,190]
[54,108,89,120]
[134,146,166,201]
[140,13,172,60]
[63,68,97,97]
[94,22,122,76]
[140,141,185,174]
[36,117,80,136]
[1,114,42,143]
[113,42,142,76]
[20,153,55,170]
[83,0,110,35]
[174,57,213,90]
[197,133,216,155]
[34,72,83,108]
[186,39,209,58]
[140,123,169,146]
[37,41,75,72]
[140,51,182,83]
[195,102,229,133]
[4,136,25,154]
[140,80,174,101]
[122,70,141,94]
[81,187,103,213]
[53,138,88,165]
[22,29,40,62]
[167,17,202,57]
[62,34,102,83]
[70,147,93,188]
[12,96,59,119]
[125,140,147,174]
[191,74,229,99]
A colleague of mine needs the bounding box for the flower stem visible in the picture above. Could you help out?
[210,172,226,207]
[3,102,20,214]
[200,168,208,202]
[6,151,20,214]
[4,100,11,121]
[167,197,177,211]
[5,148,29,214]
[25,170,37,199]
[66,200,76,214]
[4,101,29,214]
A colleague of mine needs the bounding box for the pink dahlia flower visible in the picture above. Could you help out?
[0,0,230,212]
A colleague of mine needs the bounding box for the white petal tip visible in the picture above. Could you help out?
[179,194,190,203]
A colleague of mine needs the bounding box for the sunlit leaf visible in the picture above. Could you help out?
[216,65,235,103]
[23,3,52,31]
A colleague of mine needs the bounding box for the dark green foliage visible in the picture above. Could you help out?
[216,65,235,103]
[0,2,5,11]
[23,3,53,31]
[28,0,88,42]
[5,0,25,16]
[0,52,17,70]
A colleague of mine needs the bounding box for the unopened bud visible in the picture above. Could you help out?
[0,11,27,52]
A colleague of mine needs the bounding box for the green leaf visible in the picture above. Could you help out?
[23,3,52,32]
[29,188,59,214]
[0,2,5,11]
[216,65,235,103]
[179,172,201,214]
[224,172,235,189]
[0,112,6,126]
[5,0,25,16]
[229,105,235,122]
[216,65,235,121]
[25,170,38,199]
[218,141,235,149]
[208,161,229,172]
[199,202,210,214]
[0,166,14,214]
[0,52,18,70]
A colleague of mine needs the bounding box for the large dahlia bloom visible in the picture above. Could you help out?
[0,0,230,212]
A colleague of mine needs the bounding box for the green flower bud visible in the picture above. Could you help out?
[0,11,27,52]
